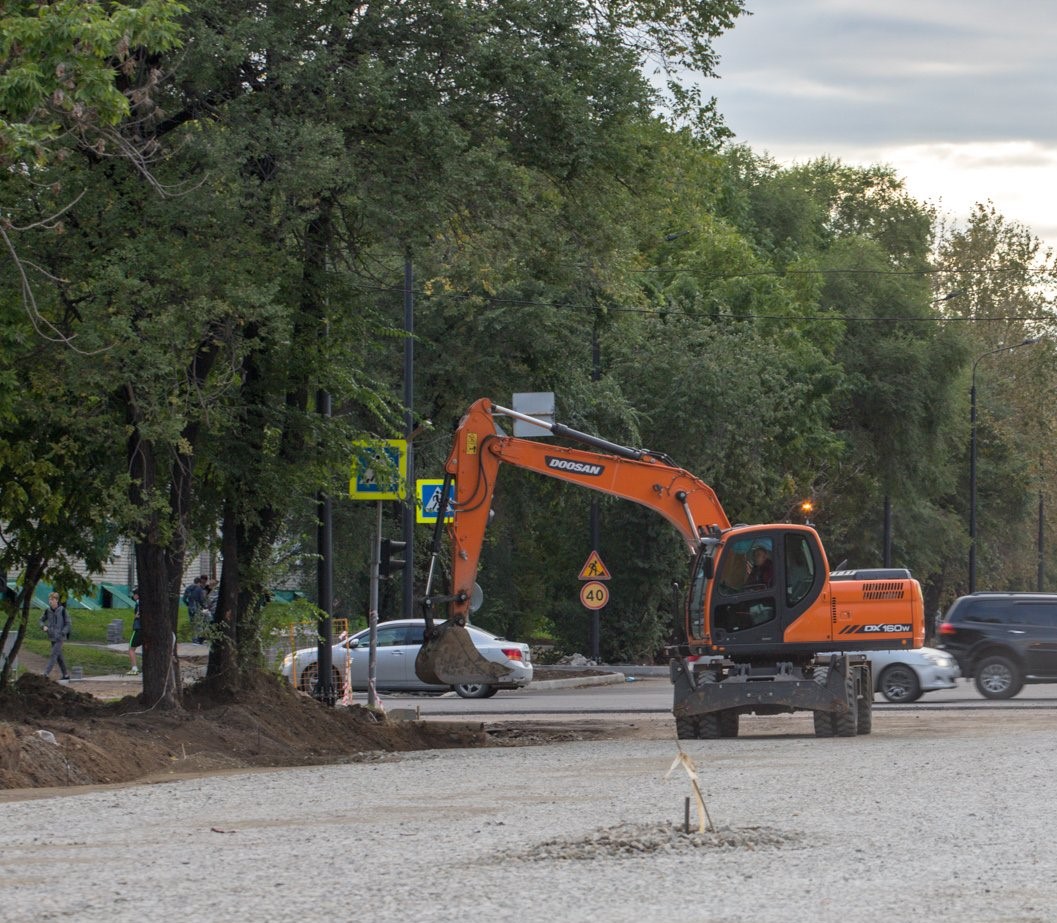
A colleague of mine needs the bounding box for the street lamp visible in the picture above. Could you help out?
[969,337,1040,592]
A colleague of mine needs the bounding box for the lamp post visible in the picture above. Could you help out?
[969,337,1039,592]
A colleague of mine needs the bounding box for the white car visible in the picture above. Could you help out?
[857,646,960,703]
[280,618,533,699]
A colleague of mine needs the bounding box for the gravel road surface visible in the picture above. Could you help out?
[1,709,1053,923]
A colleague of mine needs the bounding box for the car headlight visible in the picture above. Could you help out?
[923,652,953,667]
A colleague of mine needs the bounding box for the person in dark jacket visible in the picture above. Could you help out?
[40,592,71,681]
[185,576,209,644]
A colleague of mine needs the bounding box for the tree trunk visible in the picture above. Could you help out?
[135,541,181,708]
[206,498,240,691]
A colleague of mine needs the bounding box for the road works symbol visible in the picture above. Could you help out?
[580,581,609,610]
[577,550,611,581]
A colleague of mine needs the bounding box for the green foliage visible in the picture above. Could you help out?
[4,0,1057,684]
[0,0,185,162]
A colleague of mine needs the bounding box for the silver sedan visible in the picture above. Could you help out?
[280,618,533,699]
[863,646,960,703]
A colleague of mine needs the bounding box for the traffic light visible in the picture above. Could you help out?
[379,538,407,577]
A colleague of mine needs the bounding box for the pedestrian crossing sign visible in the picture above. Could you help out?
[349,439,408,500]
[416,479,455,524]
[578,550,611,581]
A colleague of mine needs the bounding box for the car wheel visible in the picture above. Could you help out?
[297,663,318,694]
[296,664,344,697]
[454,682,497,699]
[879,664,922,703]
[974,654,1023,699]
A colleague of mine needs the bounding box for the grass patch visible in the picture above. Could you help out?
[17,639,131,676]
[25,606,201,643]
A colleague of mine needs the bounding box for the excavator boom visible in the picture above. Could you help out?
[416,398,730,685]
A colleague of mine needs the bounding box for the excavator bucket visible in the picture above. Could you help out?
[414,620,514,686]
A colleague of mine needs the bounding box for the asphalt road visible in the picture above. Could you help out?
[389,674,1057,719]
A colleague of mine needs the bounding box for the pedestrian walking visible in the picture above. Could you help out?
[184,575,209,644]
[127,587,141,675]
[39,592,71,681]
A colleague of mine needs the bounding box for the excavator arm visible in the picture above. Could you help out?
[415,398,730,685]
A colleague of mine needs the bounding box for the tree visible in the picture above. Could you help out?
[934,203,1057,596]
[37,0,746,700]
[0,0,185,164]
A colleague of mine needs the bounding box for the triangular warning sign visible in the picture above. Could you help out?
[578,550,611,581]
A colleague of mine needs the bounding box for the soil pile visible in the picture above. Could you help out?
[0,671,490,790]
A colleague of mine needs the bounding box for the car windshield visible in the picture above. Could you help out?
[338,622,505,648]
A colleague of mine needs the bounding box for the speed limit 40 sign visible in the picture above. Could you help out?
[580,581,609,610]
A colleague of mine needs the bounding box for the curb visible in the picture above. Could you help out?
[530,672,626,690]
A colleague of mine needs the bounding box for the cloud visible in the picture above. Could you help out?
[707,1,1057,250]
[713,1,1057,145]
[751,139,1057,254]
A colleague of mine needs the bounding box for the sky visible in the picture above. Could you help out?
[708,0,1057,254]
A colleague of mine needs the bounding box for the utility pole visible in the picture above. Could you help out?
[589,318,601,661]
[315,346,335,706]
[402,254,415,618]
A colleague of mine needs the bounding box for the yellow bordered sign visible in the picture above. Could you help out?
[416,479,455,524]
[580,581,609,610]
[349,439,408,500]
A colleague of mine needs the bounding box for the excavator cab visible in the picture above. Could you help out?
[688,526,828,655]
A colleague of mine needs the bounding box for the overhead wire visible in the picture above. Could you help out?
[349,282,1056,325]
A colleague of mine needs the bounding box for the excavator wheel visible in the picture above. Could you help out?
[812,709,835,737]
[679,672,729,739]
[812,665,837,737]
[856,668,873,735]
[675,714,722,739]
[675,715,701,740]
[717,710,740,738]
[812,664,858,738]
[414,620,513,687]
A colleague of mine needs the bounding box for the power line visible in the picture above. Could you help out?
[630,265,1057,279]
[353,284,1056,325]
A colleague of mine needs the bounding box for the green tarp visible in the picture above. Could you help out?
[100,583,136,608]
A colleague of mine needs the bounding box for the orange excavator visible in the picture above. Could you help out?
[416,398,924,738]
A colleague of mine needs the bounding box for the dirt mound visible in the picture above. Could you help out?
[0,672,490,791]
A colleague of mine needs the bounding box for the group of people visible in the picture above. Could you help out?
[40,574,217,683]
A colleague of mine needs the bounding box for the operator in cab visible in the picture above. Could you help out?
[745,543,774,588]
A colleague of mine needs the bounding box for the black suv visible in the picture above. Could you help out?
[937,593,1057,699]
